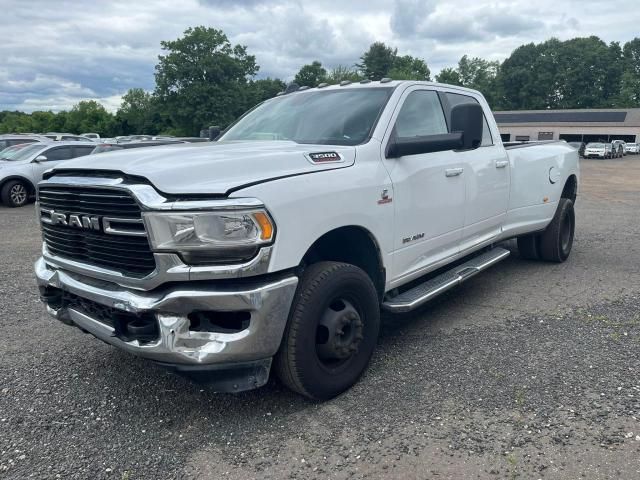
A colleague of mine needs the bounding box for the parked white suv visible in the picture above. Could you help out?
[35,81,579,399]
[584,142,613,159]
[624,142,639,154]
[0,141,95,207]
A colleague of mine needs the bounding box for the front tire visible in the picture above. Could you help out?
[538,198,575,262]
[1,180,29,207]
[275,261,380,400]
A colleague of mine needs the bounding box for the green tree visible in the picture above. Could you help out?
[294,61,327,87]
[388,55,431,80]
[617,71,640,106]
[154,26,258,135]
[435,67,462,85]
[357,42,397,80]
[617,38,640,107]
[326,65,363,83]
[496,36,619,110]
[64,100,116,135]
[116,88,155,134]
[457,55,500,106]
[623,38,640,75]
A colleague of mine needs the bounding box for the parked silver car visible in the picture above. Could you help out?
[81,132,100,140]
[43,133,95,142]
[0,141,95,207]
[583,142,613,159]
[0,134,51,150]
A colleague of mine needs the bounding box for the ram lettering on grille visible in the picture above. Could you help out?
[38,185,156,277]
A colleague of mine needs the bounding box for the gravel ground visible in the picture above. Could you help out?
[1,158,640,479]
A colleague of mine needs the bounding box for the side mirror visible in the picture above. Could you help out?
[450,103,483,150]
[33,155,47,163]
[208,126,221,141]
[387,133,463,158]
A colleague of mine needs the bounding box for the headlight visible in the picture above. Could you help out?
[143,210,275,264]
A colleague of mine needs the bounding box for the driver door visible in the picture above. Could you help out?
[382,87,466,285]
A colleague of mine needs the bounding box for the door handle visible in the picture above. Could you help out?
[445,168,464,177]
[496,160,509,168]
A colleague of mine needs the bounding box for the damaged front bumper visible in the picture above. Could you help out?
[35,257,298,392]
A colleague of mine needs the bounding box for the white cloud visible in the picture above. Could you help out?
[0,0,637,112]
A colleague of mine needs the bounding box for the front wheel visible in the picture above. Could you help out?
[1,180,29,207]
[275,262,380,400]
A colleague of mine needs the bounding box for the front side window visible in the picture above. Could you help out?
[221,88,393,146]
[394,90,448,139]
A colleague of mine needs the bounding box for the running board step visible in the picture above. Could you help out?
[382,247,510,313]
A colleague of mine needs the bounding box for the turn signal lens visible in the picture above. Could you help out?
[254,211,274,241]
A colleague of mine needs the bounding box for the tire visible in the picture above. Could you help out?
[538,198,575,263]
[1,180,29,207]
[517,234,540,260]
[275,261,380,400]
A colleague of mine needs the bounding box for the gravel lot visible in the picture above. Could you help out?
[1,158,640,479]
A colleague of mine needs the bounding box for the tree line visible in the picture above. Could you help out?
[1,27,639,137]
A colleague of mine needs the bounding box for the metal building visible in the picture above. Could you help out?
[495,108,640,144]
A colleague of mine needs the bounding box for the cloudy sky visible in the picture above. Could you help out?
[0,0,637,112]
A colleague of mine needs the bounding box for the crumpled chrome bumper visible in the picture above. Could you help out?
[35,257,298,370]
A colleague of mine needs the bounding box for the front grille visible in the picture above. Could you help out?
[38,185,156,277]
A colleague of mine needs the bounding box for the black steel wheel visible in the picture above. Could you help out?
[539,198,575,262]
[275,261,380,400]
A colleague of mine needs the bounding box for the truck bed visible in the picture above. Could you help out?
[503,140,566,149]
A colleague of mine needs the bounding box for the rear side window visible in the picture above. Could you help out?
[44,146,74,161]
[444,93,493,147]
[394,90,448,139]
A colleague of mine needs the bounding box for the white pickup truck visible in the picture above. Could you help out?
[35,81,579,400]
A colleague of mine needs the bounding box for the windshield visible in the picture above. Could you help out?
[587,143,604,148]
[0,143,45,161]
[221,88,393,146]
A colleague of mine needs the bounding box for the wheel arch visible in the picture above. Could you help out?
[0,175,36,196]
[561,174,578,203]
[301,225,386,299]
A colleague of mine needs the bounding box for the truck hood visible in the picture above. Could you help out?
[52,141,356,195]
